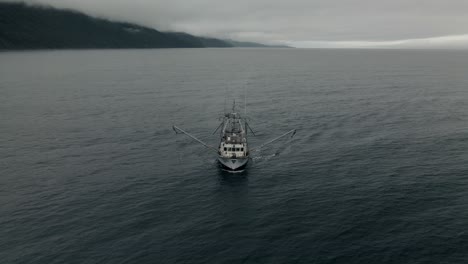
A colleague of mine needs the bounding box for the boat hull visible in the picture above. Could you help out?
[217,157,249,171]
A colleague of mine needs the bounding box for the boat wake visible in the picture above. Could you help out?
[251,153,278,162]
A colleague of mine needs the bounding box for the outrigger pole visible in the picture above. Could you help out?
[173,125,218,152]
[251,129,297,152]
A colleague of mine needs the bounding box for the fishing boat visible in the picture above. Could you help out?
[173,102,296,171]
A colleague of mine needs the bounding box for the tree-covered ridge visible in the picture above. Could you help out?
[0,2,232,50]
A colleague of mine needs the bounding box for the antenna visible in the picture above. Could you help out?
[224,97,227,115]
[244,84,247,116]
[244,84,248,135]
[224,83,229,115]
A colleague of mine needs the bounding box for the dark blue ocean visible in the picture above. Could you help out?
[1,48,468,263]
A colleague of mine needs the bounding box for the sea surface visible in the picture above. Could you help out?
[1,48,468,264]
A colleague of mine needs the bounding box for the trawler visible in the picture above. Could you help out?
[173,102,296,171]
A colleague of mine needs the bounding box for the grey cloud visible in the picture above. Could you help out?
[11,0,468,48]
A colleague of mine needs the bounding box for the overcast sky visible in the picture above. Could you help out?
[13,0,468,48]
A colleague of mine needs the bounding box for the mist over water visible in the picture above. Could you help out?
[1,48,468,263]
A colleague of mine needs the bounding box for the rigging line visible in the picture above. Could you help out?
[250,129,297,152]
[172,125,218,152]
